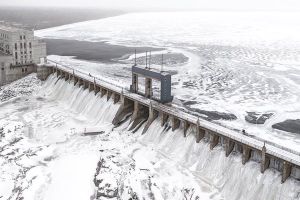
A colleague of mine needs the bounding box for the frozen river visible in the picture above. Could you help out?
[36,11,300,152]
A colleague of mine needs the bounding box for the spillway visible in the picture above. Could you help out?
[33,74,300,199]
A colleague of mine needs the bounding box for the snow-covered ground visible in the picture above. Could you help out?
[1,74,300,200]
[36,11,300,153]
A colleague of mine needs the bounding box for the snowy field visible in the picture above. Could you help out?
[36,12,300,153]
[1,74,300,200]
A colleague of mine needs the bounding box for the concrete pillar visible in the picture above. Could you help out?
[65,73,69,81]
[113,93,120,104]
[89,83,94,92]
[69,74,73,83]
[112,96,134,125]
[183,120,190,137]
[74,77,78,86]
[142,102,158,134]
[129,101,148,131]
[171,116,180,131]
[261,145,270,173]
[145,78,152,98]
[101,88,107,97]
[131,101,140,122]
[132,74,138,93]
[210,133,219,150]
[78,79,83,87]
[93,78,97,94]
[94,86,100,95]
[196,120,205,143]
[160,112,169,127]
[225,138,235,157]
[60,71,64,78]
[242,145,251,165]
[83,81,89,90]
[282,161,292,183]
[107,90,112,101]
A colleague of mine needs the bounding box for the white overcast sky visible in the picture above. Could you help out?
[1,0,300,11]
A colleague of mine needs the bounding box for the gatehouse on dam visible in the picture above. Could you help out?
[37,60,300,184]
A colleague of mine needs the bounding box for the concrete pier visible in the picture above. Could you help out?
[261,145,270,173]
[112,96,134,126]
[143,102,158,134]
[183,121,190,137]
[210,133,219,150]
[242,145,251,165]
[101,88,107,97]
[160,112,169,127]
[171,116,180,131]
[196,120,205,143]
[282,161,292,183]
[107,90,112,101]
[94,85,100,95]
[225,138,235,157]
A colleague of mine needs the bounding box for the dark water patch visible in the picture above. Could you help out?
[182,100,198,106]
[191,108,237,121]
[36,97,45,101]
[45,39,163,63]
[84,131,105,136]
[272,119,300,134]
[245,112,273,124]
[17,106,30,112]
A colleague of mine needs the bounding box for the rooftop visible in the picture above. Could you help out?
[0,24,30,33]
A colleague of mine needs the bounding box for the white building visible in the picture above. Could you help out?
[0,25,47,66]
[0,24,47,86]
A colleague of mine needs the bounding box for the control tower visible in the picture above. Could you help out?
[130,63,173,104]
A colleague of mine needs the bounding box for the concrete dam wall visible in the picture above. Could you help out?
[38,64,300,186]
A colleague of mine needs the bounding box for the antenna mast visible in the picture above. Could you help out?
[134,49,137,66]
[146,51,148,69]
[161,54,164,72]
[149,51,151,70]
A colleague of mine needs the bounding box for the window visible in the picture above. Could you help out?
[20,43,23,48]
[15,43,17,50]
[1,68,4,71]
[20,35,22,40]
[25,68,27,72]
[24,43,26,49]
[29,42,32,48]
[15,52,18,59]
[23,35,26,40]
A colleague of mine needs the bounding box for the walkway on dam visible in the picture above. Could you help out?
[47,60,300,168]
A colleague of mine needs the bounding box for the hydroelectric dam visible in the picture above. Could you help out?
[37,60,300,185]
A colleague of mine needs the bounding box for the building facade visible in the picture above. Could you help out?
[0,25,47,86]
[0,52,13,85]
